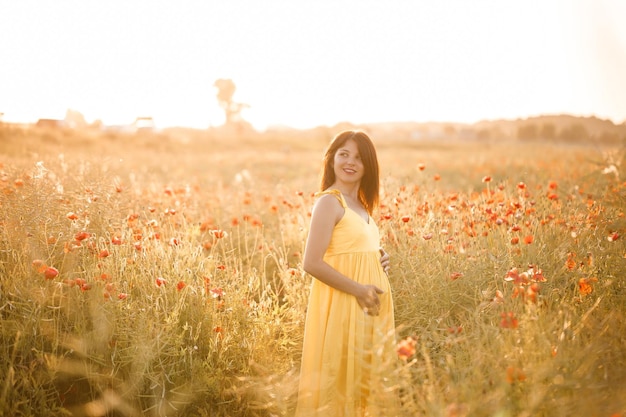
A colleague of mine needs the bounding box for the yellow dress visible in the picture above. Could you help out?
[295,189,397,417]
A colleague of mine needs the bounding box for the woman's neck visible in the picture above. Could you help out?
[330,182,359,200]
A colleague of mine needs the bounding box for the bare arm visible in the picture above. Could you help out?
[303,195,383,315]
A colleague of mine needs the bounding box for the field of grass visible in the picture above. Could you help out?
[1,125,625,416]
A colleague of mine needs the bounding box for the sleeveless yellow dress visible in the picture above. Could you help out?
[295,189,398,417]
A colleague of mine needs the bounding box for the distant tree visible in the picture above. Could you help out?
[540,123,556,140]
[213,79,249,126]
[517,123,538,140]
[65,109,87,128]
[443,124,457,138]
[559,123,589,142]
[475,128,491,140]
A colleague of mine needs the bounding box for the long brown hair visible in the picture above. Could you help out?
[320,130,380,215]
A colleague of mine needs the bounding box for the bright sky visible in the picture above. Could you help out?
[1,0,625,130]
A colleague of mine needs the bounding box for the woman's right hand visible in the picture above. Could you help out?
[355,284,384,316]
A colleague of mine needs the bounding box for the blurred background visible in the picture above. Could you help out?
[1,0,625,133]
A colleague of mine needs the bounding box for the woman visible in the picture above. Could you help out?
[295,130,397,416]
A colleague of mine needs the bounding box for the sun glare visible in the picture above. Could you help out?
[0,0,624,129]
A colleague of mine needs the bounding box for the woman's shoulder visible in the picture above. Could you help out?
[312,190,345,220]
[315,188,341,198]
[314,189,346,207]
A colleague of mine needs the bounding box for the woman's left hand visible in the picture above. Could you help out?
[379,247,390,275]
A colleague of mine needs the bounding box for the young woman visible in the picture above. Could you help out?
[295,130,397,416]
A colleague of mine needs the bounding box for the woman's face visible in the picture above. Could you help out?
[333,138,364,185]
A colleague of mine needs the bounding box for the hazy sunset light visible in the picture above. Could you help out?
[1,0,625,130]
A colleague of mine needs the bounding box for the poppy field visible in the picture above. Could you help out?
[1,126,625,416]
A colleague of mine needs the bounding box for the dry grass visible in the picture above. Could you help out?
[1,125,625,416]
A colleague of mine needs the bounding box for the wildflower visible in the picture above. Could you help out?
[526,282,540,303]
[500,312,519,329]
[401,215,411,223]
[450,272,464,280]
[506,366,526,383]
[482,175,492,183]
[176,281,186,291]
[417,163,426,171]
[523,235,534,244]
[210,287,224,298]
[211,229,227,239]
[118,293,128,300]
[98,249,110,258]
[578,277,597,296]
[44,266,59,280]
[447,326,463,335]
[396,336,417,360]
[504,268,526,285]
[66,212,78,220]
[607,232,619,242]
[32,259,46,273]
[156,277,167,287]
[528,266,546,282]
[75,231,90,241]
[565,252,577,270]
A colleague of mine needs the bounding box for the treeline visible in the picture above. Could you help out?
[472,115,626,144]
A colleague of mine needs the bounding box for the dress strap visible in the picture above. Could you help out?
[314,189,347,208]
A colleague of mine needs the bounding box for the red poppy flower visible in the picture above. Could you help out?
[210,287,224,298]
[44,266,59,280]
[396,336,417,360]
[500,312,519,329]
[578,277,597,295]
[450,272,464,280]
[74,230,91,242]
[211,229,227,239]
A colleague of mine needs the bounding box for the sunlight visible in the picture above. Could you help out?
[0,0,624,129]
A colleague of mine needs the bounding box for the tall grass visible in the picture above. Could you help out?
[1,127,625,416]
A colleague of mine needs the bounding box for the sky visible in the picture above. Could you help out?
[1,0,625,130]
